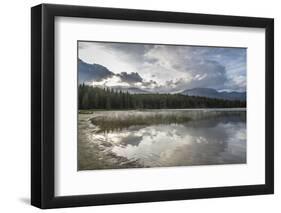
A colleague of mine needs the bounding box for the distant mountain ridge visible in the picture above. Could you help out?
[181,88,246,101]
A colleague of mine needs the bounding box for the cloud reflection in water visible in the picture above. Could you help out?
[91,114,246,167]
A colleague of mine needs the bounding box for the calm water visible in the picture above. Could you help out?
[78,109,246,170]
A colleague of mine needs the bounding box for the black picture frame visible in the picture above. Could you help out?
[31,3,274,209]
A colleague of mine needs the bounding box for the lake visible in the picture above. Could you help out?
[78,109,246,170]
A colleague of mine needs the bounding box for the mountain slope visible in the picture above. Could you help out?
[78,59,114,83]
[181,88,246,101]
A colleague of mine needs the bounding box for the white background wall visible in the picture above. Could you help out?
[0,0,279,212]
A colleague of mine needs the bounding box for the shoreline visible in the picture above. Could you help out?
[79,108,246,113]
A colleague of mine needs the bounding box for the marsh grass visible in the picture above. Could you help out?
[85,109,246,133]
[79,110,94,114]
[90,113,192,132]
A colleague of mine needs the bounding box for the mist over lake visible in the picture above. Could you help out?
[78,109,246,170]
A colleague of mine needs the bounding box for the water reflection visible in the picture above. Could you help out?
[79,109,246,170]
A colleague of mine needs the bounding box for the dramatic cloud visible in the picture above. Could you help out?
[117,72,143,83]
[91,75,130,88]
[78,41,246,93]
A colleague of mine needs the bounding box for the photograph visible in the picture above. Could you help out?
[30,3,274,209]
[78,41,247,170]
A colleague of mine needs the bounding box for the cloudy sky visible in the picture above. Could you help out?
[78,41,246,93]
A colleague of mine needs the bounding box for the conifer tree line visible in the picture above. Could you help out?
[78,84,246,110]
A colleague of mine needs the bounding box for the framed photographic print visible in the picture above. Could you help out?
[31,4,274,209]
